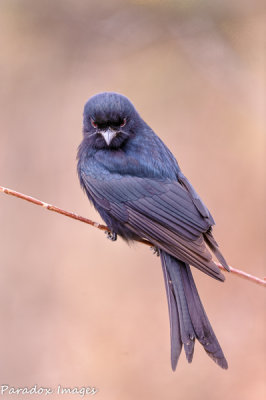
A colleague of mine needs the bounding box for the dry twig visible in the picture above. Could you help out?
[1,185,265,287]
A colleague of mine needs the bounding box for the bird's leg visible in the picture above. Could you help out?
[150,246,160,257]
[105,230,117,241]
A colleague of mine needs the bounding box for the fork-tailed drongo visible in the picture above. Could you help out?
[77,92,230,370]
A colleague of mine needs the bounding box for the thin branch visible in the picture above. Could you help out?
[1,185,265,287]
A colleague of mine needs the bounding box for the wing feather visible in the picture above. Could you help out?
[81,174,225,280]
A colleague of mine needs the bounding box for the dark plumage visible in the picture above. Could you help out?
[77,92,230,370]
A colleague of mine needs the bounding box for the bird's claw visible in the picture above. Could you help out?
[105,231,117,241]
[150,246,160,257]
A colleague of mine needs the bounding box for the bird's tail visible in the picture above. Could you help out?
[160,250,228,370]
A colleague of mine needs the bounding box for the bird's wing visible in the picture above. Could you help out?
[81,173,224,281]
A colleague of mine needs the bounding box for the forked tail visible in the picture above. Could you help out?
[160,250,228,370]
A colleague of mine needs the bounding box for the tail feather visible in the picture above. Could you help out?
[161,259,182,370]
[160,251,228,370]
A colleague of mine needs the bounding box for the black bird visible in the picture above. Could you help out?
[77,92,230,370]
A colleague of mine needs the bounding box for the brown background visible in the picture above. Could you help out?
[0,1,265,399]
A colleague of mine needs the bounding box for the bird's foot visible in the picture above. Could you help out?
[150,246,160,257]
[105,230,117,241]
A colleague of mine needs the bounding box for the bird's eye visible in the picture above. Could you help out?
[120,118,127,128]
[90,118,98,128]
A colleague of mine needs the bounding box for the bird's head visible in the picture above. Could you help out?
[83,92,139,149]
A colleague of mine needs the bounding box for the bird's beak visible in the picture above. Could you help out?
[100,128,117,146]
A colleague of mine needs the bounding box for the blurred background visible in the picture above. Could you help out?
[0,0,265,399]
